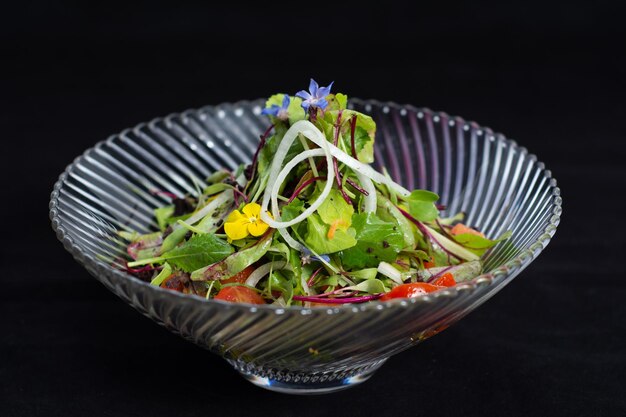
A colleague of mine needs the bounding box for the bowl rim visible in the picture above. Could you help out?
[49,98,562,315]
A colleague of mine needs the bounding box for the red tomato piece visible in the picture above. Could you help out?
[423,257,436,269]
[380,282,442,301]
[214,286,265,304]
[220,265,256,285]
[432,272,456,287]
[450,223,485,237]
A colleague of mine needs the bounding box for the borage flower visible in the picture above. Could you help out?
[261,94,290,121]
[224,202,273,241]
[296,78,334,111]
[300,246,331,265]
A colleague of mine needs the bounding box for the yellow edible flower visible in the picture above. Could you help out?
[224,202,273,241]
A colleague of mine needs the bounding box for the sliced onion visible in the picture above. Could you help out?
[265,149,331,229]
[184,190,233,226]
[356,172,377,213]
[245,261,290,287]
[258,120,410,254]
[377,261,404,285]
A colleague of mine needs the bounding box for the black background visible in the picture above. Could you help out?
[3,1,626,416]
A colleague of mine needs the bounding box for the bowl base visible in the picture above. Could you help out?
[228,358,388,395]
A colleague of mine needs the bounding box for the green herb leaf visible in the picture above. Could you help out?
[281,198,305,222]
[452,230,512,256]
[344,110,376,163]
[341,213,405,269]
[160,227,188,253]
[377,195,416,248]
[154,205,175,231]
[268,270,294,305]
[348,278,386,294]
[344,268,379,281]
[150,263,172,286]
[334,93,348,110]
[190,232,273,281]
[407,190,440,222]
[162,234,233,272]
[203,182,230,196]
[264,94,306,125]
[304,213,357,254]
[317,188,354,228]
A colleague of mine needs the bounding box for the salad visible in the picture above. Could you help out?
[121,79,510,306]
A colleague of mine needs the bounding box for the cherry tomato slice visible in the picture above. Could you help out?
[423,257,436,269]
[380,282,442,301]
[220,265,256,285]
[214,286,265,304]
[450,223,484,237]
[432,272,456,287]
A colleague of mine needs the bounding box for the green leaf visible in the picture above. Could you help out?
[345,111,376,163]
[264,94,306,125]
[257,125,305,179]
[190,232,273,281]
[268,241,290,262]
[407,190,440,222]
[348,278,386,294]
[314,275,339,288]
[160,227,188,253]
[203,182,230,196]
[304,213,357,254]
[335,93,348,110]
[415,260,482,283]
[127,231,163,260]
[377,194,416,248]
[154,205,175,231]
[344,268,379,281]
[196,193,234,233]
[268,270,294,304]
[317,188,354,228]
[281,198,305,222]
[162,234,233,272]
[205,169,230,184]
[452,230,512,256]
[287,96,306,125]
[150,263,172,286]
[341,213,405,269]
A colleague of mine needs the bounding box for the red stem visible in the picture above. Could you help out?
[425,265,454,283]
[250,124,274,177]
[293,294,383,304]
[332,111,352,205]
[231,186,249,203]
[345,177,369,196]
[349,115,358,160]
[288,176,325,203]
[397,206,462,261]
[306,267,324,287]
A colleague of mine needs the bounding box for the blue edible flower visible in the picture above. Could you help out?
[261,94,290,121]
[300,246,331,265]
[296,78,334,111]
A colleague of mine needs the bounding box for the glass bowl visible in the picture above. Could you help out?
[49,99,561,394]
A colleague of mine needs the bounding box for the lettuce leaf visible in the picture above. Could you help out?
[341,212,405,269]
[406,190,440,222]
[452,230,512,256]
[304,213,357,254]
[162,234,233,272]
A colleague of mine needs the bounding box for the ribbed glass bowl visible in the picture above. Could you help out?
[49,99,561,394]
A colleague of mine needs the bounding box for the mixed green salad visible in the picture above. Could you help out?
[121,79,510,305]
